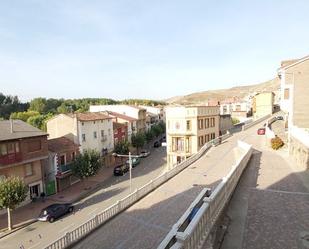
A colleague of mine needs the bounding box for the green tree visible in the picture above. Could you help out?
[71,150,102,186]
[114,140,130,155]
[27,113,53,131]
[145,130,154,143]
[29,98,47,114]
[231,118,240,125]
[10,111,39,122]
[131,132,146,153]
[151,124,163,137]
[0,177,28,230]
[0,93,28,119]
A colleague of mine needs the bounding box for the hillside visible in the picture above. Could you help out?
[166,78,280,104]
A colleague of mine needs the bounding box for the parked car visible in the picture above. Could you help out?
[257,127,266,135]
[38,203,74,223]
[114,164,129,176]
[276,116,284,120]
[154,141,160,148]
[126,157,141,167]
[140,150,150,158]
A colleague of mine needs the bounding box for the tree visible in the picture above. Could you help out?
[145,130,154,143]
[151,124,163,137]
[114,140,130,155]
[29,98,47,114]
[10,111,40,122]
[27,113,53,131]
[131,132,146,153]
[71,150,102,186]
[0,93,28,119]
[0,177,28,230]
[231,118,240,125]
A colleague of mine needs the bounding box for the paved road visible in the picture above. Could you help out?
[72,122,264,249]
[0,147,167,249]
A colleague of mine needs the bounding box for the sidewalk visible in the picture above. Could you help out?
[0,166,115,238]
[220,135,309,249]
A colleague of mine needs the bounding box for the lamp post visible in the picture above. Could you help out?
[112,152,140,192]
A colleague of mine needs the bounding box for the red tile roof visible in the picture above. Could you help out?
[104,111,137,122]
[74,112,112,121]
[48,137,80,153]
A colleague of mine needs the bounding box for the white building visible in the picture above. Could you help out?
[90,105,147,133]
[46,112,114,165]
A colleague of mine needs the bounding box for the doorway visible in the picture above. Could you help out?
[30,184,40,199]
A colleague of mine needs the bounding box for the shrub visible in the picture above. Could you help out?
[271,136,284,150]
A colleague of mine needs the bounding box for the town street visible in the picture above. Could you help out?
[0,146,167,249]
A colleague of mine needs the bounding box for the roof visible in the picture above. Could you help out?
[72,112,112,121]
[113,122,127,130]
[48,137,79,153]
[128,105,146,111]
[105,111,137,122]
[0,120,47,141]
[279,55,309,71]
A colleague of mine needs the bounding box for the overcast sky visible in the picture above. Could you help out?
[0,0,309,101]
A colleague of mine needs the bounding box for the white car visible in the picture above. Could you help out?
[140,150,150,158]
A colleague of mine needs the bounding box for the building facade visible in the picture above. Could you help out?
[89,105,147,133]
[0,120,48,202]
[47,137,80,193]
[252,92,275,119]
[166,106,220,168]
[46,112,114,166]
[113,122,128,145]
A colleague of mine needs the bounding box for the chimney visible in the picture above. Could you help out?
[10,119,14,133]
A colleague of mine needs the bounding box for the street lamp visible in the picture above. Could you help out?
[112,152,140,192]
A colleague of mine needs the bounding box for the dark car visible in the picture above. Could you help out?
[257,127,266,135]
[114,164,129,176]
[154,141,160,148]
[38,203,74,223]
[276,116,284,120]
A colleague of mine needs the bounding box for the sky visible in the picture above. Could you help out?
[0,0,309,102]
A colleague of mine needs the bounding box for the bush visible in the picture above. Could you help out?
[271,136,284,150]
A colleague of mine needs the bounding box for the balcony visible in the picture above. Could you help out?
[0,152,22,166]
[56,162,73,176]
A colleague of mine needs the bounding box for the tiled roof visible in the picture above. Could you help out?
[105,111,137,122]
[48,137,79,153]
[74,112,112,121]
[0,120,47,141]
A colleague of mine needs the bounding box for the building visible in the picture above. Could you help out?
[47,137,80,193]
[220,98,252,121]
[46,112,114,166]
[219,114,233,135]
[166,106,220,167]
[113,122,128,145]
[89,105,147,133]
[0,120,48,202]
[252,92,275,119]
[278,56,309,169]
[101,111,137,142]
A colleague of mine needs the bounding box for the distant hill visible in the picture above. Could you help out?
[165,78,280,105]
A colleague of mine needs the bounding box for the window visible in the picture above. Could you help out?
[0,144,7,156]
[72,152,76,161]
[60,155,66,165]
[94,131,97,139]
[7,143,15,154]
[205,118,209,128]
[93,121,96,124]
[186,120,191,131]
[15,142,19,153]
[82,122,84,126]
[28,140,41,152]
[236,105,241,111]
[108,129,111,136]
[82,134,86,142]
[25,164,33,177]
[211,133,215,140]
[210,118,215,127]
[198,119,203,130]
[284,88,290,100]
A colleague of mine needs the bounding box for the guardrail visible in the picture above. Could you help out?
[45,133,233,249]
[158,140,253,249]
[242,114,271,131]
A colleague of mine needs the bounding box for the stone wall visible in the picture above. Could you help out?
[289,136,309,170]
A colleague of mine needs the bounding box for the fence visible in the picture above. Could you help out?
[157,140,253,249]
[45,133,232,249]
[242,114,271,131]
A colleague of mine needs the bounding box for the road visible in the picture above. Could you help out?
[0,146,167,249]
[72,121,266,249]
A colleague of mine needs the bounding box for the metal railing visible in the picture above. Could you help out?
[44,133,232,249]
[242,114,271,131]
[158,140,253,249]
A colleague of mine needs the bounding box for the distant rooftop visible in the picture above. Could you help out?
[0,120,47,141]
[48,136,79,153]
[104,111,138,122]
[68,112,112,121]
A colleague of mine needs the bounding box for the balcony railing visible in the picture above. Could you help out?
[59,163,73,174]
[0,152,22,166]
